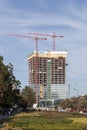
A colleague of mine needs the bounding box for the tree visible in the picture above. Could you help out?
[60,98,72,109]
[59,96,87,112]
[0,56,21,108]
[82,95,87,110]
[20,86,35,108]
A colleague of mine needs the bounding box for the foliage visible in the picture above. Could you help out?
[59,95,87,111]
[20,86,35,108]
[0,56,21,108]
[83,95,87,109]
[59,98,72,109]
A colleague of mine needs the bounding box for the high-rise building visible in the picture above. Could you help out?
[28,50,67,105]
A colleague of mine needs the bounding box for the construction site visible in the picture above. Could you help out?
[28,50,67,108]
[27,32,68,109]
[8,32,68,108]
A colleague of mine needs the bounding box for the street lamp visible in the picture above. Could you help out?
[68,84,70,98]
[73,88,79,112]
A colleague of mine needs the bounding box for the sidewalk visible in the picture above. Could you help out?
[0,114,10,120]
[0,115,10,129]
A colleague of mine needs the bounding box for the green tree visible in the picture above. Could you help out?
[83,95,87,110]
[60,98,72,109]
[59,96,87,111]
[20,86,35,108]
[0,56,21,108]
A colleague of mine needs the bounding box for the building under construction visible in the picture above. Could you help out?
[28,50,67,107]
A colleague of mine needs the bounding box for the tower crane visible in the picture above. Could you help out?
[28,32,63,51]
[7,33,47,104]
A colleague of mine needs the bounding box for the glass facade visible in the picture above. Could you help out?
[39,99,62,108]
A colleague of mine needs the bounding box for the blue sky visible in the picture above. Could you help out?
[0,0,87,97]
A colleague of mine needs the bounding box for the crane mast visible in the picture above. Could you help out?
[7,33,47,104]
[7,31,63,104]
[28,32,63,51]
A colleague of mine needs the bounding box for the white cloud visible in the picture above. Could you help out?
[69,46,87,76]
[0,0,87,94]
[1,0,87,35]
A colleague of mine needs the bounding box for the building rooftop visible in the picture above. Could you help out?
[28,50,67,60]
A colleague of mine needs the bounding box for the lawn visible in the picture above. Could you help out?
[1,111,87,130]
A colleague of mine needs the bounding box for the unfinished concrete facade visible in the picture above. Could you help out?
[28,50,67,103]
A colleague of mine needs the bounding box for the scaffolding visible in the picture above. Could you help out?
[28,50,67,102]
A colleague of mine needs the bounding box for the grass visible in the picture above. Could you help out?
[70,117,87,124]
[1,111,87,130]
